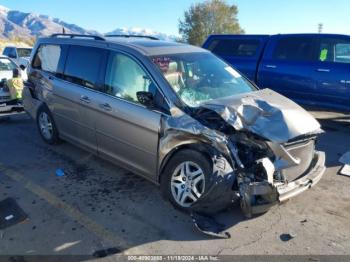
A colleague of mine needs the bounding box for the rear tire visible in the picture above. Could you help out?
[160,149,212,211]
[36,105,60,145]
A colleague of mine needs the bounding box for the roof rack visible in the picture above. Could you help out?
[104,34,159,40]
[50,33,105,41]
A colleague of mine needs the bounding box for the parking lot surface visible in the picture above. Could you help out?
[0,111,349,257]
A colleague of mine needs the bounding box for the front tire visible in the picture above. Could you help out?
[36,105,60,144]
[161,150,212,211]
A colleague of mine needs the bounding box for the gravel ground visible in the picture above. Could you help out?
[0,111,349,259]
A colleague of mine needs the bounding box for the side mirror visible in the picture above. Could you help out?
[137,91,154,107]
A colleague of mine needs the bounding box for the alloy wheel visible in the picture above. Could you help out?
[170,161,205,207]
[38,112,53,140]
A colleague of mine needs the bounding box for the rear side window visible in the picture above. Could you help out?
[2,47,10,56]
[319,38,350,63]
[208,39,260,57]
[17,48,32,58]
[64,46,105,89]
[273,37,315,61]
[32,45,62,73]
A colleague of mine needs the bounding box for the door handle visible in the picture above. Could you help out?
[265,65,277,69]
[80,95,91,103]
[99,103,112,111]
[316,68,330,72]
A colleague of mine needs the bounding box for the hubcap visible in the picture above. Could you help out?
[171,161,205,207]
[39,112,53,140]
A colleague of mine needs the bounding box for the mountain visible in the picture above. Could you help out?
[0,5,98,38]
[106,27,177,41]
[0,5,176,41]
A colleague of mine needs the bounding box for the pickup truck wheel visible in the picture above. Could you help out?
[161,150,212,211]
[37,106,60,144]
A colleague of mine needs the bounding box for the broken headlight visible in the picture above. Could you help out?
[232,133,273,165]
[230,132,275,182]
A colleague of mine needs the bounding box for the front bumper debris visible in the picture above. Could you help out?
[189,151,326,238]
[277,151,326,202]
[240,151,326,218]
[239,181,278,218]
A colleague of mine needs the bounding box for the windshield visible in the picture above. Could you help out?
[151,52,256,107]
[17,48,32,57]
[0,58,17,71]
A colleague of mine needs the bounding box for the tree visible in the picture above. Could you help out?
[179,0,244,46]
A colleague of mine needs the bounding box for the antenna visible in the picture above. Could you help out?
[318,23,323,33]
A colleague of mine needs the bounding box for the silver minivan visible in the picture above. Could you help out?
[23,34,326,217]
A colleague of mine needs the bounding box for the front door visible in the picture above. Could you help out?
[258,35,319,105]
[95,51,162,179]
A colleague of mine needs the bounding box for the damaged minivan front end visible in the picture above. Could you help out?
[150,50,326,237]
[159,88,326,219]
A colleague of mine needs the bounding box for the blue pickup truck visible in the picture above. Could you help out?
[203,34,350,112]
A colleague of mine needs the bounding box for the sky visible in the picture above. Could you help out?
[1,0,349,36]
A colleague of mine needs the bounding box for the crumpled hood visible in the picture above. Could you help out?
[200,88,322,143]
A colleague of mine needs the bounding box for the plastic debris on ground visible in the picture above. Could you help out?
[339,151,350,177]
[55,168,65,177]
[0,198,28,229]
[191,212,231,239]
[189,170,237,238]
[280,232,297,242]
[300,219,308,224]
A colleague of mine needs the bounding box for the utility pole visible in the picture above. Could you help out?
[318,23,323,33]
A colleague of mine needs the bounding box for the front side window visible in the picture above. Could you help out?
[0,58,17,71]
[32,45,61,73]
[105,52,155,104]
[273,37,315,61]
[151,52,256,107]
[319,38,350,63]
[64,46,105,89]
[208,39,260,57]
